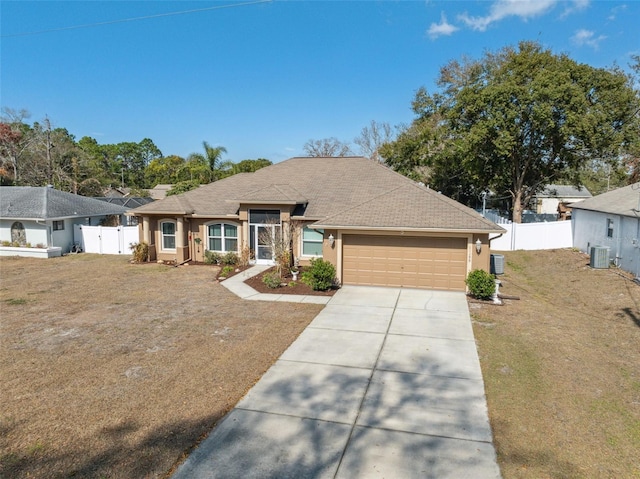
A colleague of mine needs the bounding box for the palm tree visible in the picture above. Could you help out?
[187,141,227,182]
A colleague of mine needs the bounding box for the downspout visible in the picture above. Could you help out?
[489,233,504,250]
[489,233,504,245]
[614,214,623,267]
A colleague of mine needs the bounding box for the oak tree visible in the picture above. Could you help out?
[382,42,640,222]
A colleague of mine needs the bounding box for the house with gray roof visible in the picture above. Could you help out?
[571,182,640,278]
[533,184,592,216]
[0,186,129,257]
[129,157,505,291]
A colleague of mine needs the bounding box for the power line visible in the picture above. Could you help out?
[1,0,272,38]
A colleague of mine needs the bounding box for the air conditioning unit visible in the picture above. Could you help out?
[490,254,505,275]
[590,246,610,269]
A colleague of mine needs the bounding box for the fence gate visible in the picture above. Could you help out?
[74,225,139,255]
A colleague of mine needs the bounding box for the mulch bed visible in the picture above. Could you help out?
[243,266,338,296]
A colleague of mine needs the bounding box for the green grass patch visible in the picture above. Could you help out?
[5,298,28,305]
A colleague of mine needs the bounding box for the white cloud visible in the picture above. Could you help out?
[560,0,589,18]
[427,12,459,39]
[571,29,606,49]
[458,0,588,31]
[608,4,627,21]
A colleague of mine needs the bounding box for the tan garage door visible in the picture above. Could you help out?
[342,235,468,291]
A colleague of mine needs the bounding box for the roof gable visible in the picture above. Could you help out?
[313,182,503,232]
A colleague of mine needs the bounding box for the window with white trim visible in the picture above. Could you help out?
[161,221,176,250]
[207,223,238,252]
[302,227,323,257]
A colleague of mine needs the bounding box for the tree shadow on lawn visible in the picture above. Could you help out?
[0,414,220,479]
[623,307,640,329]
[490,419,584,479]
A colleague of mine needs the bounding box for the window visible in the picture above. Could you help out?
[207,223,238,252]
[11,222,26,244]
[249,210,280,224]
[161,221,176,250]
[302,227,323,256]
[606,219,614,238]
[53,220,64,231]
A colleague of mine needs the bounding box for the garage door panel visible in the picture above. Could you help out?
[343,234,467,291]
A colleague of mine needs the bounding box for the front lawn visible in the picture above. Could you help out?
[0,255,323,478]
[472,249,640,478]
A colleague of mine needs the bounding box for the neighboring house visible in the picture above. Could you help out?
[534,184,592,217]
[103,186,131,198]
[148,184,172,200]
[129,157,505,291]
[0,186,129,255]
[95,196,154,224]
[572,182,640,278]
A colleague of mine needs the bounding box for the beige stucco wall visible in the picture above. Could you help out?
[137,212,494,285]
[471,233,491,272]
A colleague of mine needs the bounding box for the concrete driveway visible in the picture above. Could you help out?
[172,285,501,478]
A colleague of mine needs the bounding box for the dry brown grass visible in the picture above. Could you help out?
[0,254,323,479]
[472,249,640,479]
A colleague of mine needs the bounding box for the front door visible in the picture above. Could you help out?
[254,225,274,264]
[249,209,281,265]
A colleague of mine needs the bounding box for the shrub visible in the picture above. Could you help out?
[219,265,234,277]
[238,243,253,268]
[275,250,291,276]
[300,258,336,291]
[465,269,496,300]
[130,242,149,263]
[221,251,239,266]
[204,250,221,265]
[262,272,282,289]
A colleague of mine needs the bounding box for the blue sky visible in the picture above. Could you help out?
[1,0,638,163]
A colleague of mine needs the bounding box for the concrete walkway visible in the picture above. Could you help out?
[173,280,501,478]
[219,264,332,304]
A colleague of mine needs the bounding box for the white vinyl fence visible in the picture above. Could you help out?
[73,225,139,255]
[485,212,573,251]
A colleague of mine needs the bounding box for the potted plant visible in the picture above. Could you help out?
[290,266,299,281]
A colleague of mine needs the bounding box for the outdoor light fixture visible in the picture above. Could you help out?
[328,234,335,248]
[475,238,482,254]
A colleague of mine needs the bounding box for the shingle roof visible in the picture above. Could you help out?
[130,157,504,233]
[0,186,129,220]
[230,184,307,204]
[538,184,592,198]
[313,183,501,231]
[571,182,640,218]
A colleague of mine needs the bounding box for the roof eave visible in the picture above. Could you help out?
[228,200,304,206]
[127,210,190,216]
[0,216,46,221]
[308,224,507,234]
